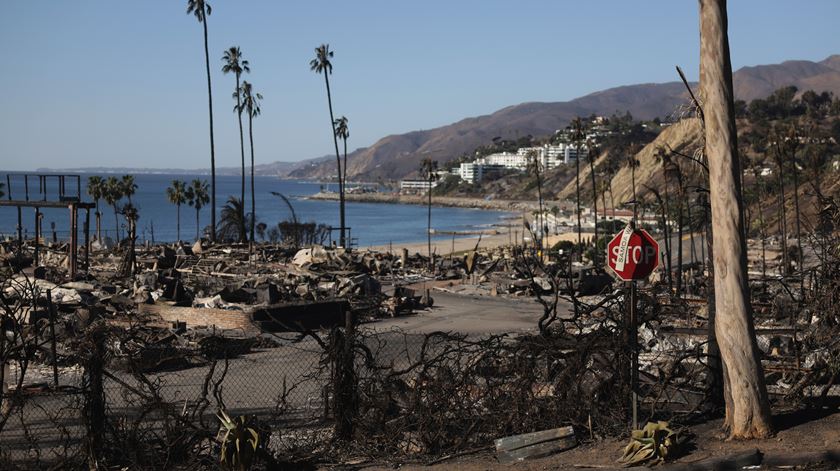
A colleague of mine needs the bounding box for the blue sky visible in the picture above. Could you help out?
[1,1,838,171]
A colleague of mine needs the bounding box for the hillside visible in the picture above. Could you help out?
[289,55,840,182]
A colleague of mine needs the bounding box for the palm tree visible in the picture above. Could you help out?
[571,119,585,251]
[119,203,139,276]
[310,44,346,247]
[222,45,250,241]
[121,175,137,204]
[166,180,188,242]
[186,179,210,241]
[586,139,600,267]
[770,129,789,276]
[217,196,248,243]
[625,153,641,221]
[420,158,438,272]
[103,176,124,241]
[526,150,546,247]
[86,175,104,240]
[334,115,350,191]
[783,125,804,272]
[654,147,674,292]
[236,80,262,244]
[186,0,216,242]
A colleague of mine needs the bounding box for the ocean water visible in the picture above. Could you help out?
[0,173,512,247]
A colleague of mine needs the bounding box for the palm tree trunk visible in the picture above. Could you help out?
[236,74,246,243]
[677,197,684,297]
[663,180,673,292]
[631,166,637,221]
[176,203,181,242]
[791,161,803,272]
[95,199,101,240]
[700,0,772,438]
[249,113,256,245]
[427,183,432,272]
[323,74,346,247]
[113,206,119,241]
[196,208,200,241]
[575,153,582,255]
[776,154,788,276]
[202,19,216,242]
[343,137,348,200]
[589,157,599,267]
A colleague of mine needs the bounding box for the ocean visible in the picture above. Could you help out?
[0,173,513,247]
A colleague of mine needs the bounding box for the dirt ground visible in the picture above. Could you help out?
[352,409,840,470]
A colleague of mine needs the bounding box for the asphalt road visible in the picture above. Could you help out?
[1,291,554,462]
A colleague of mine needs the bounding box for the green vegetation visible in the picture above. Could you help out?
[166,180,188,241]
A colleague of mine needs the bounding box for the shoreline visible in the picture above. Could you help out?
[308,191,539,212]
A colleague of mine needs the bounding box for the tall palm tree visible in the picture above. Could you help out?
[571,118,585,252]
[526,150,546,247]
[103,176,124,241]
[625,153,641,221]
[310,44,346,247]
[783,125,804,272]
[121,175,137,204]
[654,147,674,292]
[236,80,262,244]
[186,179,210,240]
[586,139,600,267]
[222,45,250,242]
[166,180,188,241]
[86,175,104,240]
[186,0,217,242]
[334,115,350,192]
[770,129,789,276]
[420,158,438,272]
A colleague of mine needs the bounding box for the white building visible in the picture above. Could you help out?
[485,152,529,170]
[400,179,438,192]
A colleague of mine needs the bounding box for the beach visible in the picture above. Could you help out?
[309,191,540,212]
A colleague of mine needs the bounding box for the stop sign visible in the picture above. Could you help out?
[606,225,660,281]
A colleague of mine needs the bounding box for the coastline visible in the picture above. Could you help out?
[308,191,539,212]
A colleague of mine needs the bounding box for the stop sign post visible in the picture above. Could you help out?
[605,224,660,429]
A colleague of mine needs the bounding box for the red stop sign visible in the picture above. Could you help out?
[606,226,660,281]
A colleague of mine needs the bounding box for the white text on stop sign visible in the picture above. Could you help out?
[611,244,656,266]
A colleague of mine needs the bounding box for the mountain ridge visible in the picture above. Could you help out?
[291,55,840,181]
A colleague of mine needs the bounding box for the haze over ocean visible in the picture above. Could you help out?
[0,174,511,247]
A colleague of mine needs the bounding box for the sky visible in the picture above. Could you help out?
[1,1,838,172]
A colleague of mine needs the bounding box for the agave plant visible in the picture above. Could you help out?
[618,421,679,466]
[217,409,260,471]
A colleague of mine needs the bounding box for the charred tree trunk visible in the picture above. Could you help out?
[700,0,772,439]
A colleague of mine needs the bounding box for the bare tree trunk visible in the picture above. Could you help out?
[700,0,773,439]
